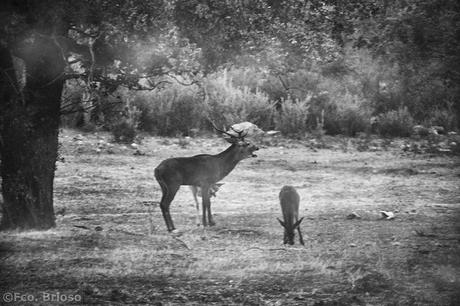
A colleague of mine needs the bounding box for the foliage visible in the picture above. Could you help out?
[110,95,141,143]
[274,97,310,137]
[133,84,205,136]
[111,121,137,143]
[204,69,273,129]
[376,107,415,137]
[54,0,459,138]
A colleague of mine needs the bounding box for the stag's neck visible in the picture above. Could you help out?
[215,144,241,178]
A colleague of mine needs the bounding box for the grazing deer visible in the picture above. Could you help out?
[190,183,224,225]
[277,185,304,245]
[154,124,259,232]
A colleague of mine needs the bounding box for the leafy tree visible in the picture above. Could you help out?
[0,0,198,230]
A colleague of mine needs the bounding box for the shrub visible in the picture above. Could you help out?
[111,121,137,143]
[334,107,370,136]
[376,107,415,137]
[323,107,370,136]
[274,97,310,137]
[204,69,273,129]
[423,107,458,132]
[110,95,140,143]
[60,79,89,128]
[133,84,206,136]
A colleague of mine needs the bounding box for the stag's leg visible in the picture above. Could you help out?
[201,199,207,227]
[201,186,209,226]
[158,183,180,232]
[205,189,215,226]
[207,200,215,226]
[191,186,201,226]
[201,185,215,226]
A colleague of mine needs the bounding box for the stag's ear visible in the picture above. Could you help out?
[277,218,286,228]
[293,217,304,229]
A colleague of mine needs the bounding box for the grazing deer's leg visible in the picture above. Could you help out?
[159,183,180,232]
[297,224,305,245]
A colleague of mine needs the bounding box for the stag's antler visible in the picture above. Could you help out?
[229,126,248,140]
[210,121,247,140]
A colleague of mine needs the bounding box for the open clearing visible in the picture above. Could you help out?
[1,129,460,305]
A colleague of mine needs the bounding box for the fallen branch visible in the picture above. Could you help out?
[172,236,190,250]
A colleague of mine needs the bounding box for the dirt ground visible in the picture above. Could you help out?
[1,129,460,305]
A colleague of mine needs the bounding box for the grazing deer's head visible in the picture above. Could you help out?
[277,217,304,245]
[209,182,224,197]
[277,185,305,245]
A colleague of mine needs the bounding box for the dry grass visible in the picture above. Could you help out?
[1,129,460,305]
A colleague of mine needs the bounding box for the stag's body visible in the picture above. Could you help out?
[155,128,258,232]
[278,185,304,245]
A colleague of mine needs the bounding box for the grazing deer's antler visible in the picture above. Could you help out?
[154,123,259,232]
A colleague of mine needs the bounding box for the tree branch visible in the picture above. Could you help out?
[69,26,100,38]
[167,73,200,86]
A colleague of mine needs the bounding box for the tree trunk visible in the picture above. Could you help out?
[0,35,65,230]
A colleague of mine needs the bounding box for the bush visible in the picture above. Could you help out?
[376,107,415,137]
[204,69,273,129]
[274,97,310,137]
[111,121,137,143]
[324,107,370,136]
[133,84,206,136]
[59,46,459,139]
[423,107,458,132]
[110,95,140,143]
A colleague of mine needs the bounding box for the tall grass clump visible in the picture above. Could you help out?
[204,68,273,129]
[110,94,141,143]
[325,91,371,136]
[133,84,206,136]
[376,107,414,137]
[274,96,310,137]
[308,48,401,136]
[424,106,458,132]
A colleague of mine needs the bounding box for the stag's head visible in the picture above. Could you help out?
[212,123,259,160]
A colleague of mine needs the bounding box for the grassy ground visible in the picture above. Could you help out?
[1,129,460,305]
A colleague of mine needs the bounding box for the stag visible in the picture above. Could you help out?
[154,124,259,232]
[277,185,305,245]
